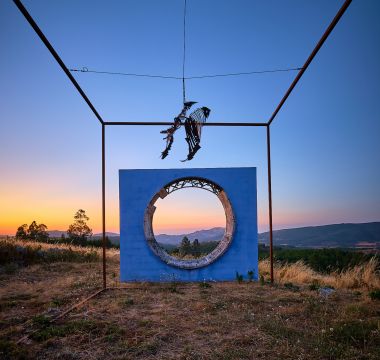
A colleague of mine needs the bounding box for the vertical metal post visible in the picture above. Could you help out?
[102,124,106,289]
[266,124,274,283]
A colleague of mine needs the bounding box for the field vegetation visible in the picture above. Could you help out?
[0,237,379,359]
[16,234,118,249]
[259,244,378,273]
[0,238,100,269]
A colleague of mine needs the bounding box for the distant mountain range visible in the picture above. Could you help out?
[93,232,120,238]
[155,227,225,245]
[258,222,380,248]
[47,230,67,238]
[45,222,380,248]
[156,222,380,248]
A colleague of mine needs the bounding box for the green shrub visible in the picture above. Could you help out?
[368,288,380,300]
[50,297,68,307]
[284,282,300,291]
[199,281,212,289]
[247,270,254,282]
[123,298,134,306]
[259,247,377,273]
[32,314,51,327]
[1,263,18,275]
[259,274,265,286]
[332,320,379,348]
[309,279,320,291]
[0,339,29,360]
[31,319,99,342]
[235,272,243,283]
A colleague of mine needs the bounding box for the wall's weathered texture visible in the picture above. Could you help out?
[119,168,258,282]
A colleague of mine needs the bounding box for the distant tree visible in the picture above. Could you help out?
[28,221,39,240]
[192,238,201,257]
[179,236,191,257]
[67,209,92,246]
[60,233,66,241]
[36,223,49,241]
[15,221,49,241]
[15,224,28,239]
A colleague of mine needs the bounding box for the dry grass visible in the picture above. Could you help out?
[0,248,379,359]
[3,237,120,258]
[5,238,378,290]
[259,257,380,289]
[0,238,120,269]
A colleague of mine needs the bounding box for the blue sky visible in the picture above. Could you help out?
[0,0,379,234]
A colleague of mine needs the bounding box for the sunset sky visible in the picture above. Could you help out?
[152,188,226,235]
[1,1,379,235]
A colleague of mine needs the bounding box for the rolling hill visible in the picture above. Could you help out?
[258,222,380,248]
[46,222,380,248]
[155,227,225,245]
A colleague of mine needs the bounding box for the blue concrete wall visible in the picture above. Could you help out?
[119,167,258,281]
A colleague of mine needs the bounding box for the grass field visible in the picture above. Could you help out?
[0,238,379,359]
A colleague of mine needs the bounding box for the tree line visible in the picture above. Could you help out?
[15,209,116,248]
[258,244,378,273]
[165,236,219,258]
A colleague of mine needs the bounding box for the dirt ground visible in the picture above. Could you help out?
[0,255,379,360]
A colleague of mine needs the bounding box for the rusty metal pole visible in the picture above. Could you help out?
[12,0,105,126]
[266,124,274,283]
[102,123,106,289]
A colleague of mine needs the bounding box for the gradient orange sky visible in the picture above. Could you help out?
[1,179,372,235]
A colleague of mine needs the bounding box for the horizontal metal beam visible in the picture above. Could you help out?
[267,0,352,126]
[105,121,267,127]
[13,0,105,125]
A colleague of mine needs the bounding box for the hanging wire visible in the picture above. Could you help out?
[69,66,302,79]
[187,67,303,79]
[69,0,303,85]
[182,0,187,103]
[68,0,305,85]
[69,67,182,79]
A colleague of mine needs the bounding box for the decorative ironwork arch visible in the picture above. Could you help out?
[164,177,222,196]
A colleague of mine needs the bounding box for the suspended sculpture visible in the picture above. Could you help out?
[160,101,211,161]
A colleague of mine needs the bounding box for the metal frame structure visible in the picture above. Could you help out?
[13,0,352,288]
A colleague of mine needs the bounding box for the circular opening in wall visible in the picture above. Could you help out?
[144,177,235,269]
[153,188,225,258]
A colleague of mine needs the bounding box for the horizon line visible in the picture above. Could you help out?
[1,220,379,237]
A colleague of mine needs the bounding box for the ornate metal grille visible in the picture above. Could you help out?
[164,177,222,195]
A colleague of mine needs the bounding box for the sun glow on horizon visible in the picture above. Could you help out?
[1,179,377,236]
